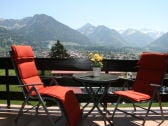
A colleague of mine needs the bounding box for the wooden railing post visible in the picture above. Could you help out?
[5,66,10,108]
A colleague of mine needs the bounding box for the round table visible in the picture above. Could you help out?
[73,72,118,126]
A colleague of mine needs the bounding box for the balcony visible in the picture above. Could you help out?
[0,57,168,126]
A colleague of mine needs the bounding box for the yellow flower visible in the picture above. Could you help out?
[91,58,95,62]
[88,52,103,67]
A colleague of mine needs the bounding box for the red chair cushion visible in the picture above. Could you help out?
[11,45,34,59]
[137,52,168,70]
[133,69,165,96]
[114,90,151,102]
[11,45,44,90]
[37,86,82,126]
[18,61,39,79]
[133,52,168,96]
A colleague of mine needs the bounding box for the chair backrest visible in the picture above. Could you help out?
[11,45,44,92]
[133,52,168,96]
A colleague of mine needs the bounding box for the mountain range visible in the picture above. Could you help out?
[120,29,153,47]
[0,14,91,51]
[146,33,168,51]
[0,14,167,52]
[78,23,167,50]
[78,24,127,48]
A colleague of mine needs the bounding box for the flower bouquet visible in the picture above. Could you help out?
[88,52,103,76]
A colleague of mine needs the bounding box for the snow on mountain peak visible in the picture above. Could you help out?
[139,29,165,39]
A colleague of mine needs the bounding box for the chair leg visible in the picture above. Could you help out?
[37,95,56,126]
[112,96,122,119]
[15,100,27,122]
[157,93,164,120]
[15,94,31,123]
[35,102,41,116]
[15,89,41,123]
[132,102,136,112]
[141,99,153,126]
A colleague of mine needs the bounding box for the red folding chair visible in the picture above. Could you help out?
[10,45,82,126]
[112,52,168,125]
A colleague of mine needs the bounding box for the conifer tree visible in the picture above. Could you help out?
[49,40,70,58]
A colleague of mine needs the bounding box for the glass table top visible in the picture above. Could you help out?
[73,72,119,83]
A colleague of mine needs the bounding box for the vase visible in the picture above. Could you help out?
[92,67,101,77]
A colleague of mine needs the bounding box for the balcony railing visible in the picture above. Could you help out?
[0,57,168,107]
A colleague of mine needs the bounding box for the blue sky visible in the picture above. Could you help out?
[1,0,168,31]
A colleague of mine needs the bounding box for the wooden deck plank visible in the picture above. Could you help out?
[0,104,168,126]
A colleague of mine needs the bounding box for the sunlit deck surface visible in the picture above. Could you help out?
[0,104,168,126]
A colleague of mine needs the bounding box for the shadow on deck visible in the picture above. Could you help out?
[0,104,168,126]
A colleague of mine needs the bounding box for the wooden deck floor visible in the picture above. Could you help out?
[0,104,168,126]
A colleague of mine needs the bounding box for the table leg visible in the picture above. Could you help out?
[96,105,113,125]
[82,82,114,125]
[83,84,103,115]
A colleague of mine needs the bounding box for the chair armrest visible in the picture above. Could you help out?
[150,84,161,96]
[150,83,161,92]
[150,83,161,88]
[18,83,43,87]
